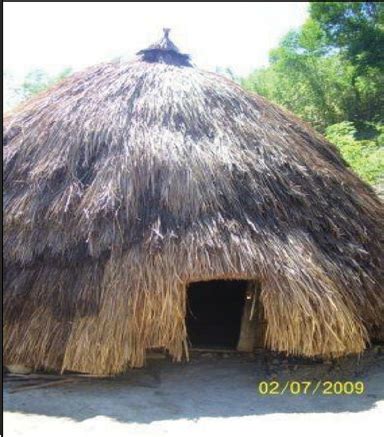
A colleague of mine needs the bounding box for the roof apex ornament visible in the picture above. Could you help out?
[137,29,192,67]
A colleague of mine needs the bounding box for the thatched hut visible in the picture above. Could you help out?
[3,30,384,375]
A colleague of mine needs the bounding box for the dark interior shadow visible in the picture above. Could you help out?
[4,348,384,424]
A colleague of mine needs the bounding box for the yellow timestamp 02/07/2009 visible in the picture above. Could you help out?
[257,380,365,395]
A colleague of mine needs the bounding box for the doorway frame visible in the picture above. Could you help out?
[184,277,265,353]
[237,281,264,351]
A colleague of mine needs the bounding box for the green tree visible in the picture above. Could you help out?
[310,2,384,124]
[310,2,384,72]
[325,121,384,184]
[242,20,358,130]
[4,67,72,111]
[242,2,383,184]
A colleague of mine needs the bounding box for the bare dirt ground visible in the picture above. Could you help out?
[4,347,384,437]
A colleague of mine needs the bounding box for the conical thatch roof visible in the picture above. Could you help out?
[3,30,384,374]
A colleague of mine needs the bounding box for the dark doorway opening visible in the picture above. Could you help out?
[186,280,247,349]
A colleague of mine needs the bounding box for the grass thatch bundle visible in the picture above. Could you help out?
[3,30,384,375]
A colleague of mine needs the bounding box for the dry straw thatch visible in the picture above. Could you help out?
[3,30,384,374]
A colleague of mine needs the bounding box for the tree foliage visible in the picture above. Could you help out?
[325,122,384,184]
[310,2,384,72]
[4,67,72,111]
[242,2,383,185]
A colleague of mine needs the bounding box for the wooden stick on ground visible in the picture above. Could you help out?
[8,378,78,394]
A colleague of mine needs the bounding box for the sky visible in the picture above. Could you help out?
[4,2,308,79]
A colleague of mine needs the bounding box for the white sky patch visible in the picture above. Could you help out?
[4,2,308,79]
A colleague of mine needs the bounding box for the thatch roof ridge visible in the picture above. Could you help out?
[3,39,384,373]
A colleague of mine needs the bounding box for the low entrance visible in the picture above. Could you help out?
[186,280,248,349]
